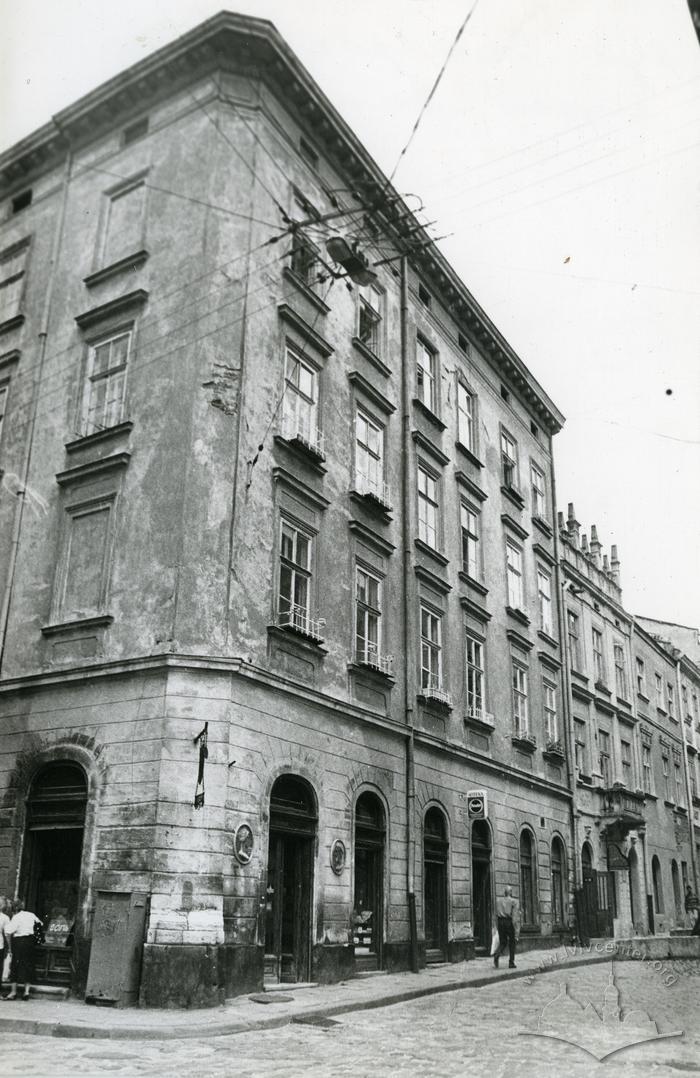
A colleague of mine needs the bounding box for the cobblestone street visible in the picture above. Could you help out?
[5,961,700,1078]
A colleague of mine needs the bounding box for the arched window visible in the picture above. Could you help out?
[651,855,664,914]
[519,829,537,925]
[551,837,566,927]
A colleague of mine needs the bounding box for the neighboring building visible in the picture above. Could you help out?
[558,505,696,939]
[0,13,572,1006]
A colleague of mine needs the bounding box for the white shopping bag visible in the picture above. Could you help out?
[2,951,10,983]
[490,928,500,956]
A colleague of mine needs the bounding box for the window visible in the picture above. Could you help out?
[416,339,436,412]
[693,692,699,724]
[599,730,612,786]
[355,566,382,666]
[574,719,587,775]
[457,382,476,452]
[621,739,632,787]
[642,744,652,792]
[667,682,675,719]
[636,657,647,697]
[278,521,311,630]
[682,685,690,720]
[420,606,442,691]
[0,383,7,444]
[691,763,698,801]
[655,673,664,709]
[355,410,384,498]
[289,193,319,286]
[417,465,439,549]
[662,754,671,800]
[675,759,684,805]
[458,332,469,354]
[0,241,29,324]
[501,430,518,488]
[520,830,536,925]
[551,837,566,927]
[81,330,131,435]
[59,502,113,620]
[500,384,510,402]
[531,464,546,518]
[466,634,485,718]
[544,679,557,742]
[506,540,523,610]
[357,283,383,354]
[567,610,582,670]
[592,628,605,682]
[103,180,146,265]
[537,568,552,635]
[460,502,479,579]
[614,643,629,699]
[282,346,319,446]
[418,283,432,308]
[11,189,32,214]
[512,658,529,736]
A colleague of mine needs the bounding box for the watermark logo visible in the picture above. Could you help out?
[519,962,683,1062]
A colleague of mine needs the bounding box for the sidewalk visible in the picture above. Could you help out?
[0,945,613,1041]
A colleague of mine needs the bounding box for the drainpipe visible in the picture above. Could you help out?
[550,454,579,905]
[400,255,419,973]
[0,136,73,673]
[675,656,699,894]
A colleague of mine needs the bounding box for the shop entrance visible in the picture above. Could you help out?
[20,762,87,987]
[353,792,385,972]
[471,820,492,953]
[423,807,448,962]
[264,775,316,984]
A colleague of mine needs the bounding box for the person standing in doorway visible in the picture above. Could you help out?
[494,884,519,969]
[3,899,43,1001]
[0,898,10,991]
[684,885,699,930]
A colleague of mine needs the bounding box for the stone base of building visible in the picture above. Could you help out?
[139,943,225,1008]
[312,943,355,983]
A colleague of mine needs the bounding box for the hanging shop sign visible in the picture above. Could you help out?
[467,790,488,819]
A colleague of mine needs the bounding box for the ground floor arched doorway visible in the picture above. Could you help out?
[423,807,449,962]
[353,792,385,972]
[471,820,492,953]
[264,775,317,984]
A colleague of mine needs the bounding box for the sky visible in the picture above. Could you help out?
[1,0,699,627]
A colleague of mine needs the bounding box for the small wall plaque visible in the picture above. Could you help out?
[234,823,254,864]
[330,839,346,875]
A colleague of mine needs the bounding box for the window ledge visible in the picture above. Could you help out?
[347,661,395,685]
[506,605,531,628]
[644,791,658,801]
[351,336,391,378]
[283,266,331,315]
[674,805,688,816]
[595,680,612,697]
[41,615,114,637]
[577,774,593,786]
[537,630,559,649]
[412,397,446,432]
[454,441,484,469]
[616,695,632,710]
[543,747,566,764]
[267,623,328,655]
[501,484,525,510]
[83,249,149,289]
[417,692,453,714]
[0,314,25,337]
[65,421,134,454]
[570,668,589,685]
[656,705,668,717]
[414,538,449,567]
[512,734,537,753]
[463,712,495,734]
[637,692,650,704]
[349,488,393,519]
[273,433,327,472]
[532,515,553,538]
[664,799,676,809]
[458,571,488,597]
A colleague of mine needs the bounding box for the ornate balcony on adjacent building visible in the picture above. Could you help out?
[599,784,646,839]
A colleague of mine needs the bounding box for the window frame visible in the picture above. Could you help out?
[551,837,566,928]
[354,407,385,498]
[599,729,612,786]
[0,240,30,325]
[567,610,582,671]
[416,337,437,413]
[614,641,629,700]
[100,175,148,268]
[537,566,553,636]
[357,282,384,356]
[592,627,605,683]
[277,516,314,630]
[80,326,132,437]
[530,462,546,519]
[355,563,383,666]
[506,539,524,611]
[460,500,480,580]
[620,738,633,787]
[543,678,558,743]
[511,656,529,736]
[456,380,477,453]
[420,604,443,692]
[52,493,117,623]
[636,657,647,698]
[417,461,440,550]
[466,632,486,718]
[642,743,653,793]
[500,428,519,490]
[282,343,320,446]
[519,828,538,927]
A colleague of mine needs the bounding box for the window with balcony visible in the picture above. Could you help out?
[457,382,476,453]
[355,566,390,672]
[568,610,582,671]
[599,730,612,786]
[544,679,558,743]
[537,568,552,635]
[81,329,131,436]
[417,464,439,549]
[416,338,436,412]
[420,606,445,698]
[614,642,629,700]
[531,463,546,518]
[621,739,632,787]
[355,409,388,505]
[460,502,479,579]
[0,240,29,326]
[281,346,323,456]
[501,430,518,489]
[278,520,322,639]
[357,283,383,355]
[506,540,524,610]
[512,659,529,737]
[466,634,485,720]
[636,657,647,697]
[592,628,605,683]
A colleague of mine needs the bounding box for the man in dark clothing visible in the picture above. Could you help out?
[494,885,519,969]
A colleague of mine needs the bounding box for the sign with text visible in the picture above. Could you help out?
[467,790,488,819]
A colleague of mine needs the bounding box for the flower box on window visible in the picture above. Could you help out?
[512,730,537,752]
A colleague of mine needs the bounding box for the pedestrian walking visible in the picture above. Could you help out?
[494,884,519,969]
[684,885,699,930]
[0,897,10,989]
[3,899,43,1001]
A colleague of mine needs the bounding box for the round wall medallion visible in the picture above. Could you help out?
[330,839,346,875]
[234,823,254,864]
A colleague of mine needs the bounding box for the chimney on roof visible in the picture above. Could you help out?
[602,553,610,575]
[610,544,621,585]
[557,511,566,536]
[566,502,580,549]
[589,524,602,568]
[581,533,589,556]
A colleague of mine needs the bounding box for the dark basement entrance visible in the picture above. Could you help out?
[264,775,316,985]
